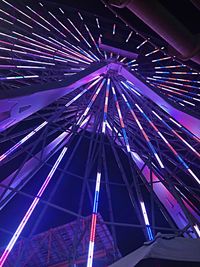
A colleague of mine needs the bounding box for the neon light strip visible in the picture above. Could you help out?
[65,76,102,108]
[194,225,200,237]
[145,48,160,57]
[112,85,153,240]
[135,104,200,184]
[147,77,200,90]
[2,0,50,31]
[59,7,64,14]
[0,16,13,24]
[140,202,154,240]
[26,6,67,38]
[151,111,200,157]
[121,81,141,96]
[0,121,48,162]
[167,94,196,106]
[0,8,32,28]
[169,117,200,142]
[152,76,200,84]
[0,76,101,161]
[48,12,80,42]
[96,17,100,29]
[112,85,130,152]
[77,79,105,125]
[121,91,164,168]
[126,59,136,65]
[0,65,46,69]
[155,71,199,75]
[0,147,67,267]
[136,39,147,49]
[154,65,184,69]
[67,18,91,48]
[102,78,111,133]
[0,55,55,65]
[120,57,127,63]
[78,12,83,20]
[152,56,171,62]
[86,171,102,267]
[0,75,39,81]
[86,81,110,267]
[12,31,57,52]
[155,84,199,102]
[113,24,116,35]
[84,24,101,57]
[0,45,69,64]
[126,31,133,43]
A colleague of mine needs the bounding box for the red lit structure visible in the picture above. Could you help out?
[0,214,120,267]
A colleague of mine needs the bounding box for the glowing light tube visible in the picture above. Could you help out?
[65,76,102,108]
[0,147,67,267]
[121,92,164,168]
[135,105,200,184]
[126,31,133,43]
[140,202,154,240]
[84,24,101,57]
[67,18,91,48]
[48,11,80,42]
[96,17,100,29]
[113,23,116,35]
[87,80,110,266]
[136,39,147,49]
[102,78,110,133]
[145,48,160,57]
[0,121,48,162]
[112,85,154,239]
[2,0,50,31]
[112,85,130,152]
[86,171,102,267]
[26,6,67,38]
[0,75,100,162]
[77,79,105,125]
[152,56,171,62]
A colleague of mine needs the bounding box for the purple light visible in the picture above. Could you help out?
[87,171,101,267]
[0,121,48,162]
[0,147,67,266]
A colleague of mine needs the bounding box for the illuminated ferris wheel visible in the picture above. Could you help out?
[0,0,199,266]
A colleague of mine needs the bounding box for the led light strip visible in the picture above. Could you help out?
[120,91,164,169]
[0,146,67,267]
[86,171,102,267]
[67,18,91,48]
[77,79,105,126]
[147,76,200,90]
[84,24,101,57]
[145,48,160,57]
[152,56,171,62]
[151,111,200,157]
[0,121,48,162]
[2,0,50,31]
[135,104,200,184]
[112,84,153,240]
[86,79,110,267]
[102,78,111,133]
[136,39,148,49]
[0,76,101,162]
[125,31,133,43]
